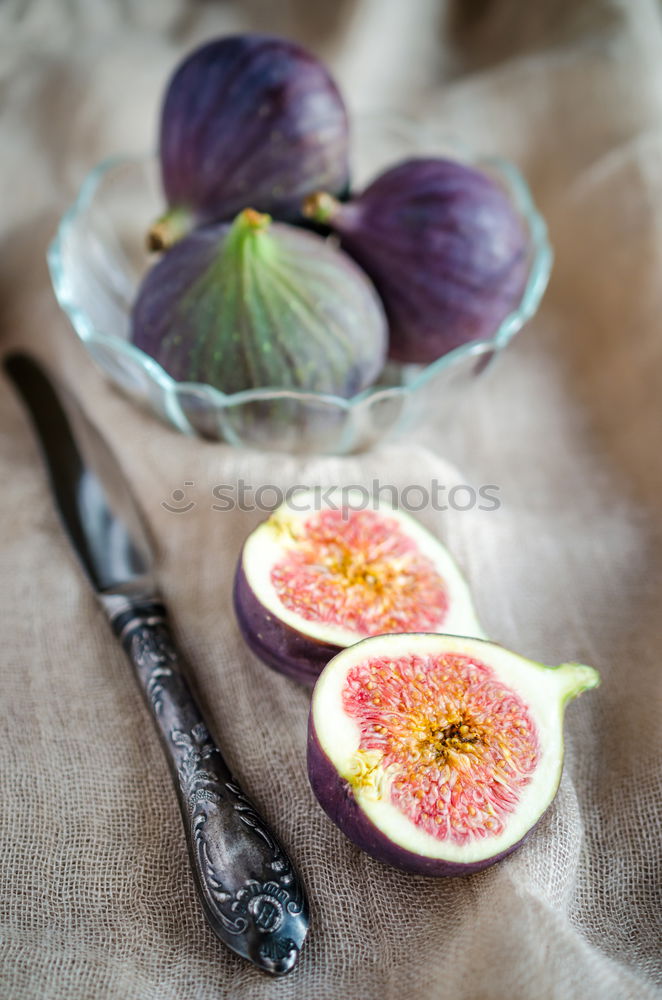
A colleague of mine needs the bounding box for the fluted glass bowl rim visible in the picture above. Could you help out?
[47,121,552,418]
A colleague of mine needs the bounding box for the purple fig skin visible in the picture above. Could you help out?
[131,211,387,396]
[158,34,349,232]
[234,559,340,685]
[305,158,529,364]
[307,716,537,876]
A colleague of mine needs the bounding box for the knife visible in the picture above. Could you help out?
[4,352,309,976]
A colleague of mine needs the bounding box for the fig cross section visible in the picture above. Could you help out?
[234,489,484,685]
[308,633,599,875]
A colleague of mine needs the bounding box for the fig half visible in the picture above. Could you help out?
[308,633,599,875]
[234,489,484,685]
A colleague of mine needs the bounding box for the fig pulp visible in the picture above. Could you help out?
[234,489,484,685]
[150,34,350,249]
[308,633,599,875]
[304,157,529,364]
[131,210,386,396]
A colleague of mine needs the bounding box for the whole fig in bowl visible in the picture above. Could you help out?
[304,157,529,364]
[131,209,387,397]
[150,34,350,249]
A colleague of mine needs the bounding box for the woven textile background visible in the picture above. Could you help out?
[1,1,661,997]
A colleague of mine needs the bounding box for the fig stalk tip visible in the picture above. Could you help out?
[302,191,340,224]
[555,662,601,702]
[238,208,272,231]
[147,205,193,252]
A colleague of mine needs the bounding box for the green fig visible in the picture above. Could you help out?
[131,209,387,397]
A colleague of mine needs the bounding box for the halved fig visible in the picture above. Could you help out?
[234,489,484,685]
[308,633,599,875]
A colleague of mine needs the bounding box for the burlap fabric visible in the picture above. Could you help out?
[1,1,661,997]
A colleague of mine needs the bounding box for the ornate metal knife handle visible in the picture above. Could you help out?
[106,596,309,976]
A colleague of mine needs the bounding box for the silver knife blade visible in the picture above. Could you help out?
[5,353,155,596]
[5,352,309,975]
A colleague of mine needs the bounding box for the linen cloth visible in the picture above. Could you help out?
[1,1,661,997]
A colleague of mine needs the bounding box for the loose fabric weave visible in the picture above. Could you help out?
[1,1,661,997]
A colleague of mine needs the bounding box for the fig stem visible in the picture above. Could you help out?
[237,208,271,232]
[554,662,601,702]
[147,205,193,252]
[302,191,341,224]
[215,209,277,275]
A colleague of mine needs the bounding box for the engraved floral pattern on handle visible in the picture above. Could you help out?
[172,723,302,953]
[129,621,176,714]
[112,600,309,974]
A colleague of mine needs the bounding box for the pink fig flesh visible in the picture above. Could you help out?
[233,489,484,685]
[308,633,599,875]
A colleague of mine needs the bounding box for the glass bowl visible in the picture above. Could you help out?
[48,115,552,455]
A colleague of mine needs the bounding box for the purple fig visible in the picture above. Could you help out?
[308,633,599,875]
[304,157,529,364]
[149,34,350,250]
[234,487,484,686]
[132,209,386,396]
